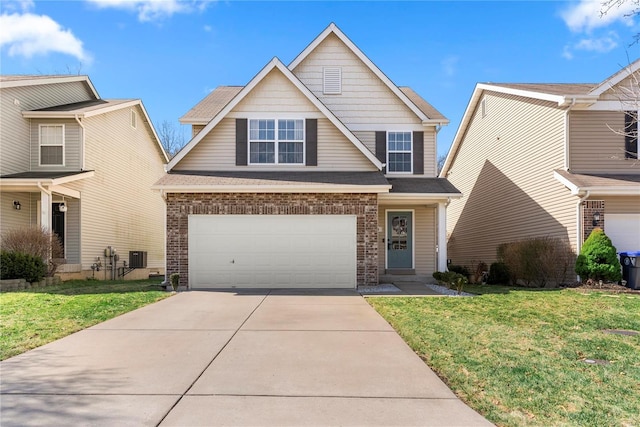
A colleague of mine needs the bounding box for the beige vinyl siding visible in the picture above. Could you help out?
[600,74,637,101]
[445,91,575,266]
[65,105,166,270]
[0,82,95,175]
[0,192,33,235]
[603,196,640,214]
[192,125,205,138]
[377,206,436,276]
[354,130,438,177]
[569,111,640,174]
[30,119,81,170]
[292,33,422,128]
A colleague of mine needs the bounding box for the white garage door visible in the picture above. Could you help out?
[606,214,640,253]
[188,215,357,289]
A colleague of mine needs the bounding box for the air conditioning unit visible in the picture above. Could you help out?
[129,251,147,269]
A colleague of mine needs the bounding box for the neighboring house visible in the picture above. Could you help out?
[0,75,168,280]
[441,61,640,270]
[153,23,461,289]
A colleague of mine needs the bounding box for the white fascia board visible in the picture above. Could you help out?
[288,23,428,122]
[553,170,581,194]
[151,184,392,194]
[439,85,484,177]
[49,185,81,199]
[168,57,382,171]
[379,192,462,201]
[0,75,100,99]
[477,83,566,105]
[582,100,640,111]
[589,59,640,96]
[0,171,94,190]
[21,100,138,119]
[422,119,450,126]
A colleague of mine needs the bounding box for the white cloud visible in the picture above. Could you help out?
[0,12,91,63]
[1,0,35,13]
[85,0,211,22]
[203,24,212,32]
[561,0,636,32]
[441,55,459,77]
[575,33,619,52]
[562,45,575,60]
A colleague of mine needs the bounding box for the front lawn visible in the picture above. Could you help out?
[368,285,640,427]
[0,279,171,361]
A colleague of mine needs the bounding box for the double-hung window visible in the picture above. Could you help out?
[39,124,65,166]
[249,119,304,164]
[387,131,412,173]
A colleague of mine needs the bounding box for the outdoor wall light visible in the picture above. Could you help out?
[13,200,21,210]
[592,211,601,227]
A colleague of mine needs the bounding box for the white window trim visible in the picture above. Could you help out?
[248,118,306,165]
[39,124,65,167]
[386,131,412,174]
[131,110,137,129]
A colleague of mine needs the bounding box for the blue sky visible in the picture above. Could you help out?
[2,0,639,157]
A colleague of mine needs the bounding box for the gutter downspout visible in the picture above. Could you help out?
[576,190,590,281]
[563,98,576,171]
[75,114,86,170]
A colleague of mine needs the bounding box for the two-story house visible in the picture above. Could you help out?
[440,61,640,271]
[153,23,461,289]
[0,75,168,280]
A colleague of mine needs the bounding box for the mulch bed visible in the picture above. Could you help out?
[563,280,640,295]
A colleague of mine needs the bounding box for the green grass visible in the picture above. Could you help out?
[0,279,171,361]
[368,285,640,427]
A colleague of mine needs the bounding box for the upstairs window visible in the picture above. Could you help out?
[39,124,64,166]
[387,131,412,173]
[249,119,304,164]
[323,67,342,94]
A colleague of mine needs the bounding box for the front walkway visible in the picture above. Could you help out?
[1,289,491,426]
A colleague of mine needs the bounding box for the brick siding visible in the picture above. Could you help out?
[582,200,605,242]
[166,193,379,287]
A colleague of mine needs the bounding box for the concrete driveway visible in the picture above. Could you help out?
[1,289,492,426]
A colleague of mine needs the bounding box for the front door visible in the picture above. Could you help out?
[387,211,413,269]
[52,203,65,256]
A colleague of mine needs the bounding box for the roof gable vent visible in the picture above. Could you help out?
[323,67,342,95]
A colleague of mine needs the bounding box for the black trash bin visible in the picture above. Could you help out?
[620,251,640,290]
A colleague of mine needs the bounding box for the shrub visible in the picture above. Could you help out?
[433,271,468,295]
[0,251,47,282]
[169,273,180,291]
[575,228,622,283]
[1,227,65,277]
[448,264,471,276]
[497,236,576,287]
[487,262,511,285]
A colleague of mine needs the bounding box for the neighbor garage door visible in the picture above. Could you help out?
[606,214,640,253]
[188,215,357,289]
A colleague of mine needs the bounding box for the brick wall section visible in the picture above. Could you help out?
[582,200,605,242]
[166,193,379,287]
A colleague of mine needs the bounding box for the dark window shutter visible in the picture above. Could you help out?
[624,111,638,159]
[413,131,424,175]
[236,118,248,166]
[375,131,387,163]
[305,119,317,166]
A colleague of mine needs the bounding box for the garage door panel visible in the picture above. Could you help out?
[188,215,356,289]
[606,214,640,253]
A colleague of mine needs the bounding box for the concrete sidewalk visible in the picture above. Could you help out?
[1,289,492,426]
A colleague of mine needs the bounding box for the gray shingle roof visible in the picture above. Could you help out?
[387,178,461,194]
[0,171,93,179]
[398,87,447,121]
[555,169,640,188]
[180,86,243,124]
[156,171,390,187]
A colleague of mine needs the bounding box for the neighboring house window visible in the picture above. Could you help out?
[131,110,137,129]
[625,111,638,159]
[249,119,304,164]
[39,124,64,166]
[323,67,342,94]
[387,131,412,173]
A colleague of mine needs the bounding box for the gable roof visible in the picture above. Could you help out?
[22,98,169,163]
[180,86,243,125]
[589,58,640,96]
[168,57,383,171]
[289,23,441,124]
[0,75,100,99]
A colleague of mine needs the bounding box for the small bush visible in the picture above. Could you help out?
[497,236,576,287]
[448,264,471,276]
[0,251,47,282]
[169,273,180,291]
[433,271,468,294]
[575,228,622,283]
[488,262,511,285]
[1,227,64,277]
